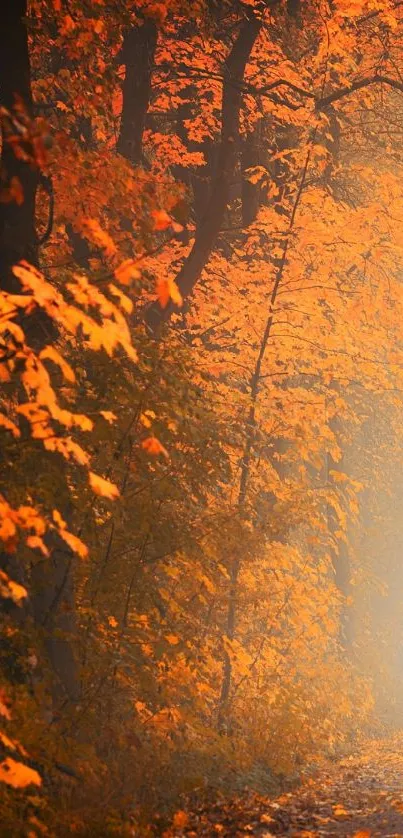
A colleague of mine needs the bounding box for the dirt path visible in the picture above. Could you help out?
[167,738,403,837]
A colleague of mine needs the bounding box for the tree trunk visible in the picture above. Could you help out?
[0,0,38,294]
[145,14,262,333]
[117,19,158,165]
[0,0,81,707]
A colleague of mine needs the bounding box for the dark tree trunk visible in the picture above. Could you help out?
[117,20,158,165]
[0,0,38,294]
[0,0,81,707]
[145,14,262,333]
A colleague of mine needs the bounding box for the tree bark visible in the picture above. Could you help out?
[0,0,81,707]
[145,14,262,333]
[117,19,158,165]
[0,0,38,294]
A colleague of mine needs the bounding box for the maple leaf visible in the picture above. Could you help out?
[99,410,117,423]
[108,283,133,314]
[89,471,120,499]
[39,346,75,383]
[0,414,21,438]
[172,810,189,828]
[0,570,27,605]
[142,437,169,458]
[114,259,141,286]
[81,219,117,257]
[26,535,50,557]
[152,209,172,230]
[0,758,41,789]
[165,634,180,645]
[156,277,183,309]
[58,529,89,560]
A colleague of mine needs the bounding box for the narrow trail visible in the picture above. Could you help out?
[168,737,403,837]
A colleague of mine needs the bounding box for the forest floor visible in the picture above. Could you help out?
[167,736,403,837]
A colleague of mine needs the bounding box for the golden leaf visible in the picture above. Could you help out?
[26,536,50,557]
[58,529,88,560]
[0,758,41,789]
[89,471,120,500]
[0,570,27,604]
[39,345,75,382]
[99,411,117,424]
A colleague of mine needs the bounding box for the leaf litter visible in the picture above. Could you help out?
[166,736,403,836]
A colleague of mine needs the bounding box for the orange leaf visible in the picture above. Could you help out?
[0,693,11,720]
[165,634,180,645]
[152,209,171,231]
[156,278,182,309]
[39,346,75,382]
[58,529,88,560]
[114,260,140,286]
[0,413,20,438]
[0,758,41,789]
[0,570,27,605]
[99,411,117,424]
[142,437,169,458]
[81,219,117,257]
[26,536,50,557]
[172,811,188,829]
[89,471,120,500]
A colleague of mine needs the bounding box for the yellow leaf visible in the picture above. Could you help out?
[333,805,348,817]
[52,509,66,530]
[0,732,16,751]
[108,283,133,314]
[99,410,117,424]
[89,471,120,500]
[140,412,152,429]
[58,529,88,559]
[39,346,75,382]
[0,413,20,438]
[26,536,50,557]
[0,570,27,605]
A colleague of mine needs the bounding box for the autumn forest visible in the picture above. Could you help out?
[4,0,403,834]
